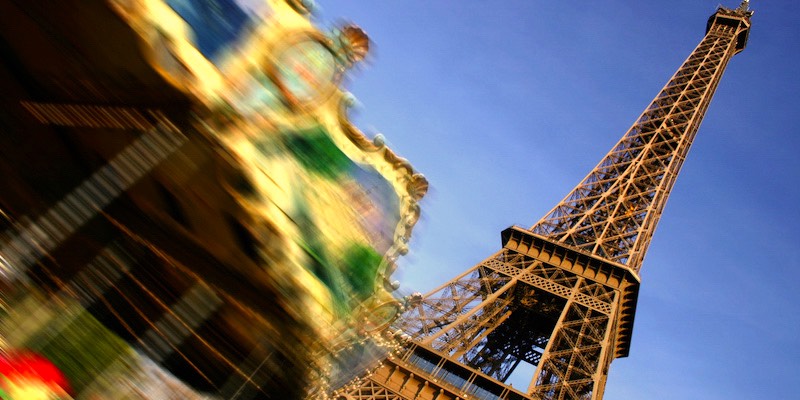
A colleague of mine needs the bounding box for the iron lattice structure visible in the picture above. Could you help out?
[335,3,752,400]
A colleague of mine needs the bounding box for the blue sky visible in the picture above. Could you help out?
[316,1,800,399]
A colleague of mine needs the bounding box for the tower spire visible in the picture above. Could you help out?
[738,0,751,13]
[335,5,752,400]
[530,2,753,272]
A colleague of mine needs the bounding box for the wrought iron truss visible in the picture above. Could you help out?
[531,5,754,272]
[334,232,632,400]
[398,246,616,379]
[334,3,752,400]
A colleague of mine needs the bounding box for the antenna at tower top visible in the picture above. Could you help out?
[738,0,750,12]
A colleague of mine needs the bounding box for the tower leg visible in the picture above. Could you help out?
[530,277,617,400]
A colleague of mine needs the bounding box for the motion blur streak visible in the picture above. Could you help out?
[0,0,425,398]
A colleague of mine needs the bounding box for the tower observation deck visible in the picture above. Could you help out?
[334,2,753,400]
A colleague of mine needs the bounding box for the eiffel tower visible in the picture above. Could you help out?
[334,2,753,400]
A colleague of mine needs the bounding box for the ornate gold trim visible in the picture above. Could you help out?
[336,96,428,300]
